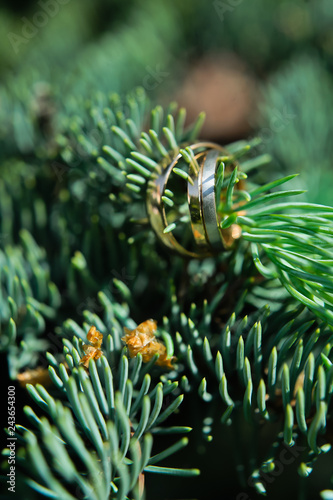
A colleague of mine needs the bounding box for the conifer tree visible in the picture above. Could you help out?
[1,1,333,499]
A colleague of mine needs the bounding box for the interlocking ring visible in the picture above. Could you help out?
[146,142,241,258]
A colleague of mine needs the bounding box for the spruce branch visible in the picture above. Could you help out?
[0,230,60,377]
[218,163,333,325]
[16,318,198,500]
[69,87,332,327]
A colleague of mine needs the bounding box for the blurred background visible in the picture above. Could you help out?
[1,1,333,499]
[1,0,333,204]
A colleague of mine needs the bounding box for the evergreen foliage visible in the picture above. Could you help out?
[1,1,333,499]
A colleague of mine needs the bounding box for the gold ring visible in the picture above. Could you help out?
[146,142,239,258]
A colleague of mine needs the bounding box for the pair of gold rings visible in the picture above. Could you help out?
[146,142,240,258]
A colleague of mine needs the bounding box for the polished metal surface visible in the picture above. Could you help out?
[146,141,238,258]
[187,151,207,249]
[201,149,224,250]
[146,151,202,258]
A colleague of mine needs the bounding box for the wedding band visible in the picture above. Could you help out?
[146,142,238,258]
